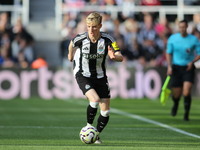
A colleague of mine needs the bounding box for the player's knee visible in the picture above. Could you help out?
[183,91,191,97]
[90,101,99,108]
[100,110,110,117]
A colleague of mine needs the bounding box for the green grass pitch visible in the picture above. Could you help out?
[0,97,200,150]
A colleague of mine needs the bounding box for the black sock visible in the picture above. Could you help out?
[184,95,191,114]
[97,114,109,133]
[172,96,180,105]
[171,96,180,116]
[87,105,97,124]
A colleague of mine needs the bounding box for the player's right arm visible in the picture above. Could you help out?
[166,35,173,75]
[187,36,200,70]
[68,41,75,62]
[166,53,172,75]
[68,33,86,62]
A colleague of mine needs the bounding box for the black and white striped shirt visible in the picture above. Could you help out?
[72,32,117,78]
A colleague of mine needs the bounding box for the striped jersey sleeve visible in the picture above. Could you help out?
[101,32,120,52]
[72,32,87,48]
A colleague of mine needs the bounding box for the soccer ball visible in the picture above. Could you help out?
[79,126,99,144]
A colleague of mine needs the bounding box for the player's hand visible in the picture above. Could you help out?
[167,66,172,75]
[108,45,123,62]
[187,62,193,71]
[108,45,115,59]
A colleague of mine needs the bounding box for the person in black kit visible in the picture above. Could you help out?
[68,12,123,143]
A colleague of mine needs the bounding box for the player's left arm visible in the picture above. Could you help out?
[187,55,200,70]
[108,42,123,62]
[187,38,200,70]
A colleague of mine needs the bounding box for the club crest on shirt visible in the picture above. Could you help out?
[98,40,105,53]
[98,46,104,53]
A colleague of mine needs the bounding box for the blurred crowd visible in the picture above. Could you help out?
[1,0,200,69]
[60,0,200,67]
[62,0,200,7]
[0,12,35,68]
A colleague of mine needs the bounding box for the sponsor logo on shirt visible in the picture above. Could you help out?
[83,47,89,51]
[83,53,104,59]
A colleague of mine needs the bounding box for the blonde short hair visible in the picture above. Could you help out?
[86,12,102,25]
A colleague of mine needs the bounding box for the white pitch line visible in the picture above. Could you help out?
[111,108,200,139]
[0,126,164,131]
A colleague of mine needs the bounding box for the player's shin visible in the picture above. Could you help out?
[87,102,98,125]
[184,95,191,121]
[97,110,110,132]
[171,96,180,116]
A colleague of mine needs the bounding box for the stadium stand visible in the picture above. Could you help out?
[0,0,200,68]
